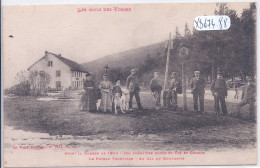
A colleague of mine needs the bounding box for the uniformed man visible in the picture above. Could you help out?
[210,71,228,115]
[190,71,206,113]
[126,69,143,111]
[149,72,163,109]
[234,76,256,120]
[166,72,181,110]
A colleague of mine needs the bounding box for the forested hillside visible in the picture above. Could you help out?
[81,3,256,86]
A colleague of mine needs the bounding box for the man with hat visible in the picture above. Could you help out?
[210,71,228,115]
[166,72,181,110]
[149,72,163,109]
[190,71,206,113]
[126,69,143,110]
[233,76,256,121]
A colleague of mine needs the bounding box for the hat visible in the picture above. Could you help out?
[194,71,200,74]
[154,72,159,75]
[131,69,137,73]
[217,71,223,75]
[171,72,176,75]
[103,73,108,77]
[85,72,91,77]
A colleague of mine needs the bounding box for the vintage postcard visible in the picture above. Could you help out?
[2,1,257,167]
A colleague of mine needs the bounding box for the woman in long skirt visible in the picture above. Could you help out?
[99,74,113,112]
[81,73,97,112]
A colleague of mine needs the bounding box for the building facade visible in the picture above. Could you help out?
[28,51,88,90]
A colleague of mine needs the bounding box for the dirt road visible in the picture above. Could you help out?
[4,90,256,152]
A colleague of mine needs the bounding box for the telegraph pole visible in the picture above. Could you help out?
[179,46,189,112]
[162,33,172,106]
[163,33,171,90]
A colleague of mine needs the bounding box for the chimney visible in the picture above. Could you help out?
[45,51,49,55]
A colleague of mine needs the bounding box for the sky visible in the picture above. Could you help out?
[3,2,250,88]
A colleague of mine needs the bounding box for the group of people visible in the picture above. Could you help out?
[81,68,256,120]
[81,68,143,113]
[149,70,206,112]
[149,70,256,120]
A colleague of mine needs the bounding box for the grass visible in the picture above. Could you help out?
[3,90,256,150]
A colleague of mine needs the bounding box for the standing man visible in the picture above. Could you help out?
[166,72,181,110]
[126,69,143,111]
[210,72,228,115]
[149,72,163,110]
[191,71,206,113]
[234,76,256,121]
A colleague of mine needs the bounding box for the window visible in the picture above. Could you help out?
[56,81,61,88]
[48,61,53,67]
[56,70,61,77]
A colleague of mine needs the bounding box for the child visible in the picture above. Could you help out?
[112,78,123,97]
[112,78,123,113]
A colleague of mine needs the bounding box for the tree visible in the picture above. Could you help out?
[184,23,191,37]
[12,70,51,96]
[99,3,256,87]
[238,3,256,79]
[13,70,31,96]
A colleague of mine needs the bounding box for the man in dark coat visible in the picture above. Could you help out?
[210,72,228,115]
[166,72,181,110]
[126,69,143,111]
[234,76,256,120]
[190,71,206,113]
[149,72,163,109]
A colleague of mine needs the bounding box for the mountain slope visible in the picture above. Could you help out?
[81,42,165,75]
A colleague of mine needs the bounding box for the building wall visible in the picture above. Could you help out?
[29,54,72,90]
[71,71,87,89]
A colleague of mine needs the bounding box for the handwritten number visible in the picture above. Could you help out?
[204,19,207,28]
[224,18,228,28]
[195,16,230,30]
[207,19,211,29]
[218,17,223,29]
[211,19,215,29]
[194,20,199,29]
[199,18,203,29]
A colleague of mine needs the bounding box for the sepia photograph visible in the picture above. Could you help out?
[2,1,257,167]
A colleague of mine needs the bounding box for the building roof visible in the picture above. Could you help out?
[28,51,88,73]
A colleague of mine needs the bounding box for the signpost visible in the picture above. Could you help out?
[163,33,172,90]
[162,33,173,106]
[179,46,189,112]
[104,65,109,73]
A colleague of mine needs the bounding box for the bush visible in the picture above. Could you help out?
[6,70,52,97]
[5,82,31,96]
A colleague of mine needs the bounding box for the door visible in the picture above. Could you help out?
[56,81,61,91]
